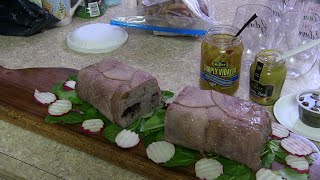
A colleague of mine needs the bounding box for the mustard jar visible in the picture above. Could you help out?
[250,49,287,106]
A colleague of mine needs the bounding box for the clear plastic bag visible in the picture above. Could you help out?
[109,0,217,36]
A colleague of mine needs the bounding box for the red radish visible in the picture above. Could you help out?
[146,141,175,163]
[195,158,223,180]
[285,155,309,174]
[281,137,313,157]
[256,168,282,180]
[115,129,140,148]
[34,89,56,105]
[81,119,104,134]
[63,80,76,91]
[48,99,72,116]
[271,122,289,139]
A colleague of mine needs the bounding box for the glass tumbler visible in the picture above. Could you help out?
[273,11,320,79]
[232,4,275,67]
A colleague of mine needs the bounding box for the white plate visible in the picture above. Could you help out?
[274,93,320,142]
[67,23,128,54]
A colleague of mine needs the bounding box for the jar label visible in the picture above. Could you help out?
[250,80,274,98]
[200,64,239,87]
[253,61,264,81]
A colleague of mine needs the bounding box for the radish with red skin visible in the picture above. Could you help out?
[281,136,313,157]
[115,129,140,148]
[34,89,56,105]
[271,122,289,140]
[48,99,72,116]
[256,168,282,180]
[63,80,76,91]
[81,119,104,134]
[195,158,223,180]
[285,155,309,174]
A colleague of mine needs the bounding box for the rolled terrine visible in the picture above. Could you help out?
[164,86,272,171]
[76,59,161,127]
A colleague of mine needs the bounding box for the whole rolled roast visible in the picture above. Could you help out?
[164,86,272,171]
[76,59,161,127]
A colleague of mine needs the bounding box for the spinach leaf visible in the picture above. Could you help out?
[261,152,276,168]
[161,90,174,101]
[68,75,78,81]
[279,168,309,180]
[216,157,254,180]
[143,130,164,148]
[164,146,199,167]
[261,140,288,167]
[102,124,123,143]
[305,155,314,164]
[51,81,82,104]
[127,118,143,133]
[140,107,166,134]
[45,112,84,124]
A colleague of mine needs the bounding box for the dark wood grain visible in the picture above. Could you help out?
[0,66,195,180]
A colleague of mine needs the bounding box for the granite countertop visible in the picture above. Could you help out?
[1,0,320,179]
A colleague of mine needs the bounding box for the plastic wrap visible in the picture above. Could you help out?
[0,0,60,36]
[109,0,217,36]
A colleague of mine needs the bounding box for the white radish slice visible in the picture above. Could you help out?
[285,155,309,173]
[146,141,175,164]
[256,168,282,180]
[48,99,72,116]
[281,137,313,157]
[115,129,140,148]
[272,122,290,139]
[34,89,56,105]
[81,119,104,133]
[195,158,223,180]
[63,80,76,91]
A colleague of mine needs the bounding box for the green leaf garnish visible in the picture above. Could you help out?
[50,81,82,104]
[164,146,199,167]
[102,124,123,143]
[45,112,84,124]
[216,157,254,180]
[279,168,309,180]
[161,90,174,101]
[140,107,166,134]
[261,140,288,167]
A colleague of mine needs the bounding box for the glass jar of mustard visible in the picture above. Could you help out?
[200,25,244,95]
[250,49,287,106]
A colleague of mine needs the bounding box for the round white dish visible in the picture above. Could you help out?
[67,23,128,54]
[273,93,320,142]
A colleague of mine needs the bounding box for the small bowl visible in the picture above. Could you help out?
[296,89,320,128]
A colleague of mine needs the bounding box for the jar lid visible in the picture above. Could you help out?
[67,23,128,54]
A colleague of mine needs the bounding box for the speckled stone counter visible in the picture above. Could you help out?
[0,0,319,179]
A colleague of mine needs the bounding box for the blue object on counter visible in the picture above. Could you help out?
[103,0,122,7]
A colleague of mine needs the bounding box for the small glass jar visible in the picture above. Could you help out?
[200,25,244,95]
[250,49,287,106]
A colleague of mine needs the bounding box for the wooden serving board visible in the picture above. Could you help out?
[0,66,194,179]
[1,66,320,180]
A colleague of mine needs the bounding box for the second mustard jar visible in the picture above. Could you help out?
[249,49,287,106]
[200,25,244,95]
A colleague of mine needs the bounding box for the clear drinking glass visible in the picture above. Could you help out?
[232,4,274,67]
[274,11,320,79]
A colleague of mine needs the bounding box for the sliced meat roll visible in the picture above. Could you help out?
[164,86,272,171]
[76,59,161,127]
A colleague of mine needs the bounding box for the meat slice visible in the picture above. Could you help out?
[76,59,161,127]
[164,86,272,171]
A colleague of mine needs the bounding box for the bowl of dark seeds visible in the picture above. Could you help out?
[296,89,320,128]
